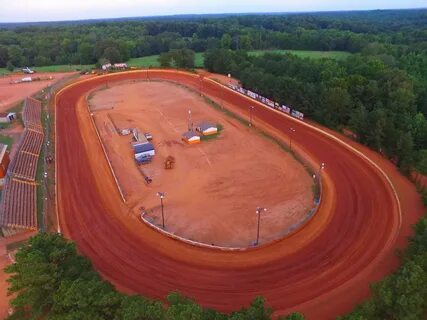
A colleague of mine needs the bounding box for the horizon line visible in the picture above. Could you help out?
[1,6,426,25]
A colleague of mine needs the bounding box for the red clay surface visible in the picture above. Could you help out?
[55,70,423,319]
[0,72,74,111]
[89,81,314,247]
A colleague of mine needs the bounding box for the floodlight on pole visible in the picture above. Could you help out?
[249,106,255,127]
[317,162,325,180]
[255,207,267,246]
[156,192,166,229]
[289,127,296,151]
[188,109,192,131]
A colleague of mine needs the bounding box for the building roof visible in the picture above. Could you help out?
[133,142,154,154]
[182,131,200,139]
[198,122,217,131]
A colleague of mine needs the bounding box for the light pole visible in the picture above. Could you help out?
[317,162,325,182]
[156,192,165,229]
[255,207,267,246]
[199,75,203,96]
[249,106,255,127]
[188,109,192,131]
[289,127,296,151]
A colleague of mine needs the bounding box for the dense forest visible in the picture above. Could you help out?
[0,10,426,68]
[0,10,426,173]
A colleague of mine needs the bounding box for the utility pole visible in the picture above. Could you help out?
[289,128,296,151]
[156,192,166,229]
[255,207,267,246]
[249,106,255,127]
[188,109,192,131]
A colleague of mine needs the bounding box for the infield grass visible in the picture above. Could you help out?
[248,49,352,60]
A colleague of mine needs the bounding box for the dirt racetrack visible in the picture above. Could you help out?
[89,81,314,247]
[55,70,423,319]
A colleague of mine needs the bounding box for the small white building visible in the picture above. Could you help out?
[0,112,16,123]
[114,63,128,69]
[182,131,201,144]
[196,122,218,136]
[101,63,112,71]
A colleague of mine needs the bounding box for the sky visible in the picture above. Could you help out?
[0,0,425,23]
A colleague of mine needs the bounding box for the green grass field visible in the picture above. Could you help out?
[248,49,352,60]
[0,64,93,75]
[0,134,13,148]
[127,52,204,68]
[0,50,350,75]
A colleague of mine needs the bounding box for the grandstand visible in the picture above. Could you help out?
[22,97,43,132]
[0,97,44,235]
[0,178,37,230]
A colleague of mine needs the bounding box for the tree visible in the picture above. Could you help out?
[78,43,95,65]
[6,61,14,71]
[166,292,204,320]
[7,45,23,67]
[118,295,165,320]
[103,47,122,64]
[229,297,272,320]
[4,233,95,318]
[283,312,305,320]
[159,52,172,67]
[0,45,8,67]
[170,49,195,69]
[221,34,232,49]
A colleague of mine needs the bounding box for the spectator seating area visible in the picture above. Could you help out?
[0,97,44,232]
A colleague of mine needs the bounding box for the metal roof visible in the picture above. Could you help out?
[198,122,217,131]
[182,131,200,139]
[133,142,154,154]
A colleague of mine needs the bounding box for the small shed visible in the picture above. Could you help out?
[0,112,16,123]
[133,142,155,159]
[196,122,218,136]
[101,63,112,71]
[182,131,201,144]
[114,63,128,69]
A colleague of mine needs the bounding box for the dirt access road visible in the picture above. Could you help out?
[55,70,423,319]
[0,72,74,111]
[89,81,313,247]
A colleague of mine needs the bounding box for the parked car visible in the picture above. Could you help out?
[22,67,34,74]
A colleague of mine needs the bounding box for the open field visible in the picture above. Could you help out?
[0,72,74,112]
[89,81,313,247]
[0,49,350,75]
[127,53,205,68]
[54,70,423,319]
[248,49,352,60]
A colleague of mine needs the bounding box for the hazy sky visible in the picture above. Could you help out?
[0,0,425,23]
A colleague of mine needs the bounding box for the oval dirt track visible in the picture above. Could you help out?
[55,70,410,319]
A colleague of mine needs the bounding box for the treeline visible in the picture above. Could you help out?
[0,9,426,69]
[204,46,427,173]
[4,233,304,320]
